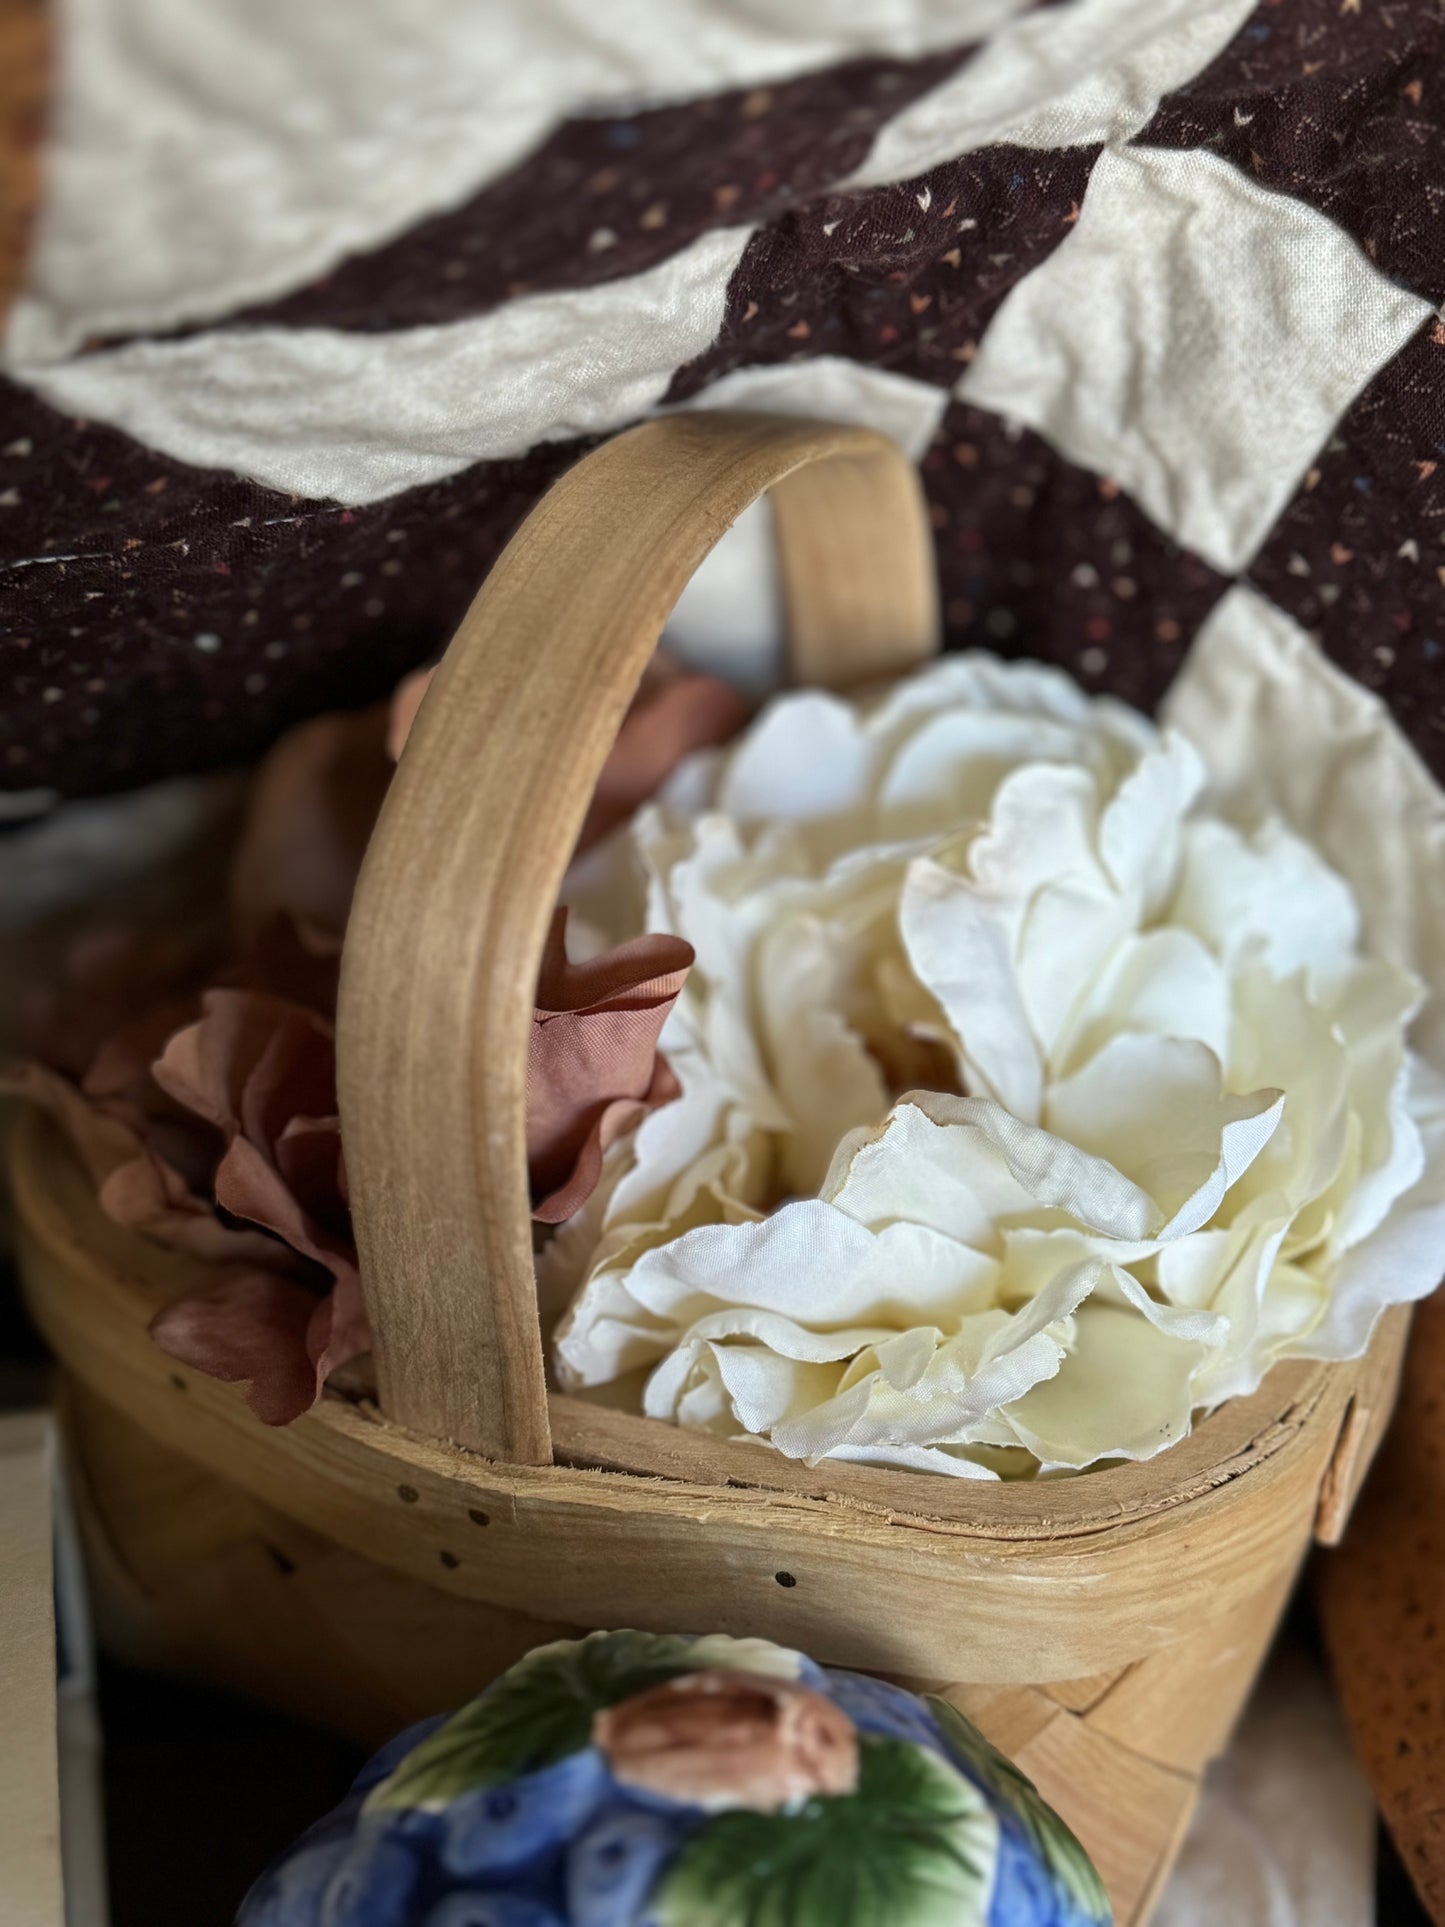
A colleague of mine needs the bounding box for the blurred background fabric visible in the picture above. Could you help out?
[1157,1643,1378,1927]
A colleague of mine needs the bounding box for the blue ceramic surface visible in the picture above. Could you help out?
[239,1631,1111,1927]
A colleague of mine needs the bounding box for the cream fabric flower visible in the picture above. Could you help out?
[552,656,1445,1477]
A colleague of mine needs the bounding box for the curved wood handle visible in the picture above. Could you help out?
[337,412,940,1461]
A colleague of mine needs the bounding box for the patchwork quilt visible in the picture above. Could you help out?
[1,0,1442,803]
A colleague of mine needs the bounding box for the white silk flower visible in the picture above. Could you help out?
[549,655,1445,1477]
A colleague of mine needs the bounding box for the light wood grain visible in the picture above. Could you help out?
[926,1671,1202,1926]
[912,1564,1294,1927]
[61,1378,579,1748]
[15,1111,1405,1688]
[1008,1705,1197,1927]
[376,1350,1356,1542]
[340,413,936,1460]
[1082,1560,1299,1775]
[769,445,937,690]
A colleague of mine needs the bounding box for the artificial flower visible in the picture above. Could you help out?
[530,911,694,1224]
[144,985,368,1423]
[553,656,1445,1477]
[231,705,394,948]
[8,645,734,1422]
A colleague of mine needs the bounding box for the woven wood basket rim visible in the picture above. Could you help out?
[16,1110,1389,1543]
[9,414,1410,1693]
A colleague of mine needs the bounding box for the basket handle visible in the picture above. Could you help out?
[337,412,940,1461]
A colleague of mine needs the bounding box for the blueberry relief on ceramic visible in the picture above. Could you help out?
[238,1630,1111,1926]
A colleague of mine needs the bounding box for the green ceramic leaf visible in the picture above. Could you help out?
[927,1695,1111,1921]
[367,1631,698,1810]
[651,1736,998,1927]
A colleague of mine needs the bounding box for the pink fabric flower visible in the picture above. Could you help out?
[140,922,694,1418]
[231,703,393,947]
[5,1004,279,1267]
[530,911,693,1224]
[233,646,742,943]
[146,1271,329,1428]
[7,646,733,1424]
[145,988,367,1425]
[581,661,749,849]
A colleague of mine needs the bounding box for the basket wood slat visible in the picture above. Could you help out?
[13,413,1410,1925]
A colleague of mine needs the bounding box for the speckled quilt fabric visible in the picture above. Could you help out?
[2,0,1443,800]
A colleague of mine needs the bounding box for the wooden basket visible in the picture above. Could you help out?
[12,413,1410,1925]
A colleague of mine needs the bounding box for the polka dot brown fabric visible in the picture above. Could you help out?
[921,400,1231,712]
[667,144,1099,399]
[217,50,974,340]
[1143,0,1445,305]
[7,0,1445,797]
[0,382,592,794]
[1249,319,1445,770]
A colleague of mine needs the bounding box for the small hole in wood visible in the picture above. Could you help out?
[468,1508,491,1527]
[774,1571,797,1589]
[439,1550,460,1570]
[397,1484,420,1504]
[168,1373,187,1393]
[266,1545,297,1577]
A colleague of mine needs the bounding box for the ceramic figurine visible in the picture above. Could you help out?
[239,1630,1111,1926]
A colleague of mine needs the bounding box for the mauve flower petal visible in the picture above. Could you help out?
[10,641,729,1424]
[21,925,219,1080]
[3,1058,143,1188]
[234,1005,336,1150]
[149,1271,325,1426]
[1,1058,279,1265]
[232,705,392,947]
[535,910,693,1016]
[83,999,202,1126]
[148,989,360,1361]
[274,1115,349,1236]
[214,1136,336,1273]
[79,999,229,1199]
[533,1099,648,1227]
[580,671,748,851]
[533,1059,682,1227]
[227,914,341,1015]
[385,668,431,763]
[306,1266,371,1386]
[97,1146,282,1265]
[153,988,330,1136]
[529,911,691,1209]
